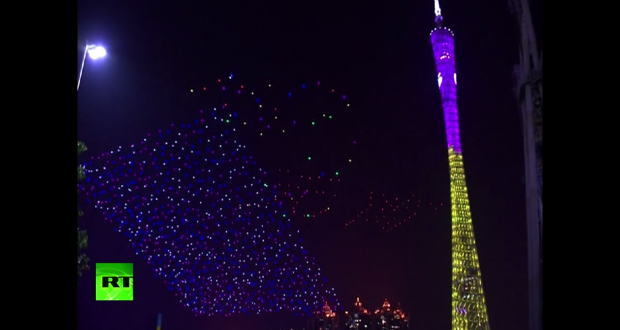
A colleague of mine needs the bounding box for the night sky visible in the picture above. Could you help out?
[77,0,538,329]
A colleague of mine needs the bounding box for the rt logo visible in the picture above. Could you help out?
[95,263,133,301]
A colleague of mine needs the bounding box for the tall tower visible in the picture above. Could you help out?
[429,2,491,330]
[509,0,542,330]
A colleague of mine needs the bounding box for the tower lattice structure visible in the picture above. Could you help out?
[429,2,490,329]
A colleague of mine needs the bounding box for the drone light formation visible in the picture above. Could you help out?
[275,169,340,219]
[81,104,340,316]
[188,77,357,220]
[345,191,445,231]
[80,76,441,316]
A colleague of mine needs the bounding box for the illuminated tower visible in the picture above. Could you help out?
[429,1,491,329]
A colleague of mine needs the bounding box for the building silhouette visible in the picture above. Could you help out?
[372,299,409,330]
[429,1,491,329]
[310,298,409,330]
[343,297,372,329]
[309,302,340,330]
[509,1,542,330]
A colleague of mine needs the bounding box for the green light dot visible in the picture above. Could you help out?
[311,121,315,125]
[308,157,311,161]
[225,119,230,123]
[335,172,339,176]
[328,115,332,119]
[306,214,310,218]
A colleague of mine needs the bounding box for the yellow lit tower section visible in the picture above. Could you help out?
[429,1,491,329]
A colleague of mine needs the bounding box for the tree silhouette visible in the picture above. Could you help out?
[78,141,89,278]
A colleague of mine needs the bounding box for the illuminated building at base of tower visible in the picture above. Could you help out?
[309,302,340,330]
[309,298,409,330]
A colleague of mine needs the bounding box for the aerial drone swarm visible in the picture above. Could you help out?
[81,76,349,316]
[80,75,442,315]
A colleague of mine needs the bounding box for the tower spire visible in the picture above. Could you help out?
[434,0,443,27]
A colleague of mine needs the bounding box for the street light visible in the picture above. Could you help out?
[77,43,106,91]
[88,46,106,59]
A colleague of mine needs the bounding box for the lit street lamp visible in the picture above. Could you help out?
[77,43,107,91]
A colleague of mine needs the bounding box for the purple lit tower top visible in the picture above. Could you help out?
[430,0,460,153]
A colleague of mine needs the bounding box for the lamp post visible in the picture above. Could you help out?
[77,43,106,91]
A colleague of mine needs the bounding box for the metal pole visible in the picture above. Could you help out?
[156,313,162,330]
[77,43,89,92]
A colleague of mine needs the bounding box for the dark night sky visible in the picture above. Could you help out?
[77,0,537,329]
